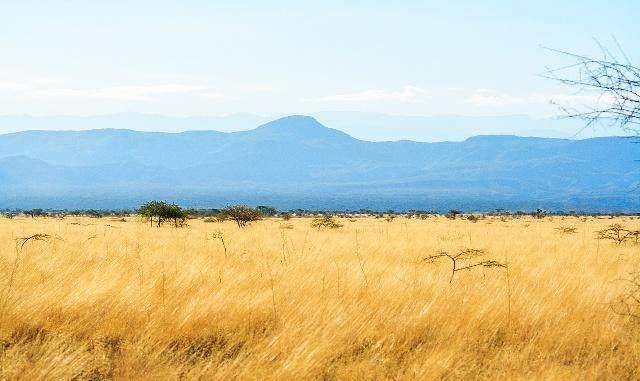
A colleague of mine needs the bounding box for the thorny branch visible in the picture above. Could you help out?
[424,248,506,283]
[543,42,640,133]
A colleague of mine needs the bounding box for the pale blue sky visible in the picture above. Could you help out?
[0,1,638,118]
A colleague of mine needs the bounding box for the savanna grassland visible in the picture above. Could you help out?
[0,214,639,380]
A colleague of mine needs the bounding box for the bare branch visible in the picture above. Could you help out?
[544,42,640,133]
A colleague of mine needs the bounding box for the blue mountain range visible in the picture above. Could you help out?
[0,115,637,211]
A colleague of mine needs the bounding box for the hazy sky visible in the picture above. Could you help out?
[1,1,638,118]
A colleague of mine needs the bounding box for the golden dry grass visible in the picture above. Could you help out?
[0,215,639,380]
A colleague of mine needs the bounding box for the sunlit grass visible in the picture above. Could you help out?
[0,215,638,380]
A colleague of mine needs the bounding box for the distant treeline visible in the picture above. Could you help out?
[1,205,638,219]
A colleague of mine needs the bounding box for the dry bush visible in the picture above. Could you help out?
[208,231,228,258]
[222,205,262,228]
[612,271,640,320]
[556,226,578,235]
[280,213,292,221]
[466,214,481,223]
[597,224,640,245]
[310,215,343,230]
[424,248,506,283]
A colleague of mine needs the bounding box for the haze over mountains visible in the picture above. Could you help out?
[0,112,627,142]
[0,115,637,211]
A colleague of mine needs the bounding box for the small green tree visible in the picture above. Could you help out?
[139,201,164,227]
[164,203,187,227]
[139,201,187,227]
[256,205,278,217]
[26,208,46,218]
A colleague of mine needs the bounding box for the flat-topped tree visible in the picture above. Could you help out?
[138,201,186,227]
[222,205,262,227]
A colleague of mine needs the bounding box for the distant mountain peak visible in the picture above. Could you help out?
[250,115,354,141]
[256,115,324,129]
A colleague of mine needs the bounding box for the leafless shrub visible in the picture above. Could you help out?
[611,271,640,320]
[15,234,51,252]
[597,224,640,245]
[424,248,506,283]
[556,226,578,235]
[208,231,228,258]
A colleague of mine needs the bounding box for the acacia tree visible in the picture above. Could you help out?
[544,42,639,132]
[222,205,262,227]
[139,201,187,227]
[139,201,163,227]
[424,248,506,283]
[164,203,188,227]
[256,205,278,217]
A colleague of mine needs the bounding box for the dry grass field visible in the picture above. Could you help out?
[0,214,639,380]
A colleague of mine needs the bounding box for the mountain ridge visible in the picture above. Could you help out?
[0,115,637,211]
[1,112,629,141]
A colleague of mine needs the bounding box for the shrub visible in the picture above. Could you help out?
[556,226,577,235]
[597,224,640,245]
[280,212,292,221]
[222,205,262,228]
[311,215,343,230]
[424,248,506,283]
[467,214,480,223]
[445,210,462,219]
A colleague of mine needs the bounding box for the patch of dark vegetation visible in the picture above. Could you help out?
[311,215,343,230]
[71,366,114,381]
[166,333,244,363]
[9,323,48,345]
[4,204,640,221]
